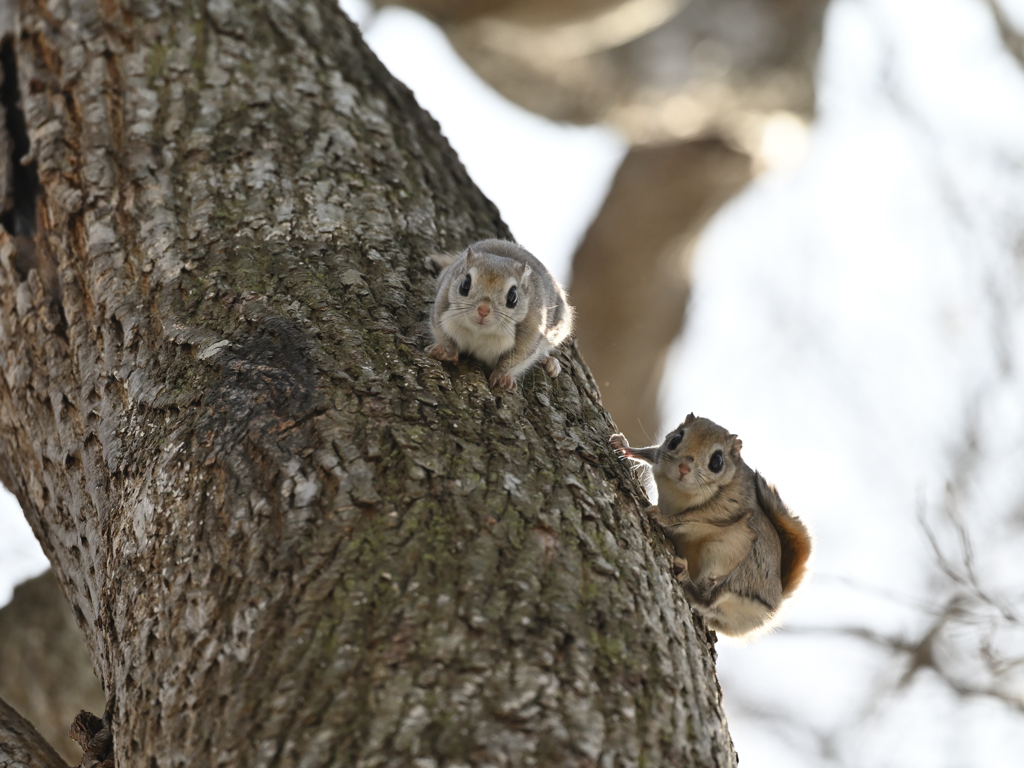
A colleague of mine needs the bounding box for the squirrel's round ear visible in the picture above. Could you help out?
[730,435,743,454]
[520,264,533,284]
[465,246,476,264]
[683,412,696,425]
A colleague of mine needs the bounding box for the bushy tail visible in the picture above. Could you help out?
[755,472,812,598]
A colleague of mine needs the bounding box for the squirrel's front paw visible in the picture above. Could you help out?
[426,343,459,363]
[489,371,517,392]
[542,355,561,378]
[609,433,628,452]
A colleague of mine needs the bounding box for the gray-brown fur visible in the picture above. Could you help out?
[754,471,812,599]
[611,414,811,637]
[426,239,573,391]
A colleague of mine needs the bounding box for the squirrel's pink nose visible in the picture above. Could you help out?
[678,463,691,477]
[477,304,491,318]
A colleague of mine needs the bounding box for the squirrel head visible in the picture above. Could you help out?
[621,414,743,511]
[442,246,532,337]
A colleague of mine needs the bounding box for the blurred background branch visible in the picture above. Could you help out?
[0,571,105,764]
[981,0,1024,69]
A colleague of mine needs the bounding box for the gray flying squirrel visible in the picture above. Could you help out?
[611,414,812,638]
[426,239,574,392]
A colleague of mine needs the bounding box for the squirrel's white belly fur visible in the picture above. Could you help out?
[440,314,515,367]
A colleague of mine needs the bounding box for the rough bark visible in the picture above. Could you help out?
[0,0,735,765]
[570,140,752,445]
[0,570,106,764]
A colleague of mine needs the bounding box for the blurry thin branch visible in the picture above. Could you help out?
[919,484,1019,624]
[980,0,1024,71]
[787,444,1024,716]
[786,609,1024,714]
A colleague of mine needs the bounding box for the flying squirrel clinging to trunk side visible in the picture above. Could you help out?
[612,414,812,638]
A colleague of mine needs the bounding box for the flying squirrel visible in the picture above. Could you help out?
[426,239,573,392]
[611,414,812,638]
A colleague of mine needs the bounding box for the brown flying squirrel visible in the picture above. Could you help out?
[426,239,573,391]
[611,414,812,638]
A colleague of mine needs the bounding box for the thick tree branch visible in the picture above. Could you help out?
[570,140,751,442]
[0,696,66,768]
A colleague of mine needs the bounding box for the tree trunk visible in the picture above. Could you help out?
[0,0,735,765]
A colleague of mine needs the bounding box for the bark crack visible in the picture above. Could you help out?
[1,34,65,338]
[0,35,38,242]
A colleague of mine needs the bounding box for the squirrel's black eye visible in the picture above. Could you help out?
[709,450,724,473]
[506,285,518,308]
[459,274,472,296]
[667,432,683,451]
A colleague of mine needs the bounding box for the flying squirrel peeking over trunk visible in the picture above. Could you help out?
[426,239,573,392]
[612,414,812,638]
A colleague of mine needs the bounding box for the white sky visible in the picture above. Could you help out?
[0,486,48,604]
[2,0,1023,764]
